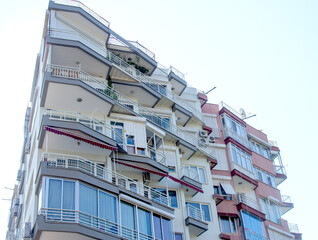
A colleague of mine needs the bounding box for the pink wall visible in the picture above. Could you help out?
[256,182,282,203]
[217,199,239,215]
[201,103,219,115]
[252,153,276,175]
[246,124,268,142]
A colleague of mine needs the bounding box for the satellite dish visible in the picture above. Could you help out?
[240,108,246,119]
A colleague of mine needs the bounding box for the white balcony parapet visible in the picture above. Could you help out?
[46,64,215,159]
[42,152,169,207]
[48,28,203,123]
[40,208,154,240]
[288,223,299,233]
[52,0,110,27]
[237,193,264,214]
[269,140,279,148]
[186,204,205,222]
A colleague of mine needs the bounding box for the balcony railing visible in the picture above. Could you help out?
[243,228,268,240]
[48,28,203,122]
[186,204,205,222]
[42,152,169,206]
[274,165,286,175]
[281,195,291,203]
[52,0,110,27]
[219,101,243,120]
[40,208,154,240]
[223,127,250,149]
[45,109,166,166]
[288,223,300,233]
[46,64,215,159]
[128,40,155,60]
[237,193,264,213]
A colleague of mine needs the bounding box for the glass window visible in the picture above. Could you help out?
[79,184,97,216]
[153,214,163,239]
[190,166,198,181]
[242,211,265,238]
[63,181,75,210]
[175,233,183,240]
[231,217,237,232]
[214,186,220,195]
[99,190,117,223]
[220,216,231,233]
[231,148,237,163]
[199,168,206,184]
[202,204,211,221]
[162,218,172,240]
[169,190,178,208]
[48,179,61,209]
[121,201,135,230]
[138,208,152,236]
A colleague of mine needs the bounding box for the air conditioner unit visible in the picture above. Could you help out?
[13,204,19,217]
[23,222,32,239]
[143,172,151,185]
[208,136,215,143]
[199,130,207,138]
[198,138,207,146]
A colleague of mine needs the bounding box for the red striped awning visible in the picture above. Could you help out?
[45,126,117,151]
[115,161,203,193]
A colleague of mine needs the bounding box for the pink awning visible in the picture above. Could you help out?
[45,126,117,151]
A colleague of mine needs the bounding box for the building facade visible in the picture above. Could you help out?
[6,1,301,240]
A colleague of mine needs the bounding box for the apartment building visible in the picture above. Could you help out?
[6,1,301,240]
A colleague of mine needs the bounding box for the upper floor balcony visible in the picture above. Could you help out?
[184,204,208,236]
[236,194,266,220]
[47,28,203,125]
[288,223,302,239]
[158,64,187,96]
[43,109,169,175]
[43,64,214,160]
[179,166,203,197]
[281,195,294,215]
[41,152,169,207]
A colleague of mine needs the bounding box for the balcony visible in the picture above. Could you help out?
[184,205,208,236]
[107,35,157,75]
[48,28,204,125]
[274,165,287,185]
[180,166,203,197]
[223,128,250,150]
[42,152,169,207]
[288,223,302,239]
[36,208,154,240]
[281,195,294,214]
[44,65,214,160]
[236,194,265,220]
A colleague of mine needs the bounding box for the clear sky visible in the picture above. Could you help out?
[0,0,316,239]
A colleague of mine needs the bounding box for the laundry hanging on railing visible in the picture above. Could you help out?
[45,126,117,151]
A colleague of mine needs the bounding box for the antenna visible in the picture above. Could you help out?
[240,108,246,119]
[205,87,216,95]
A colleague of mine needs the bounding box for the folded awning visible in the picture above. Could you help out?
[115,161,203,193]
[220,182,236,195]
[45,126,117,151]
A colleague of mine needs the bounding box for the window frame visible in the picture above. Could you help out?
[186,202,211,222]
[219,216,238,234]
[184,165,207,184]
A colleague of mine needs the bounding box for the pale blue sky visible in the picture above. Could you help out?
[0,0,316,239]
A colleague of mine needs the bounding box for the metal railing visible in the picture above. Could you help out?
[147,146,165,165]
[48,28,203,123]
[274,165,286,175]
[186,204,205,222]
[288,223,299,233]
[40,208,155,240]
[52,0,110,27]
[237,193,264,213]
[128,40,155,60]
[45,108,126,149]
[281,195,291,203]
[42,152,169,206]
[169,66,185,80]
[243,228,268,240]
[219,101,243,120]
[46,64,215,159]
[223,127,250,149]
